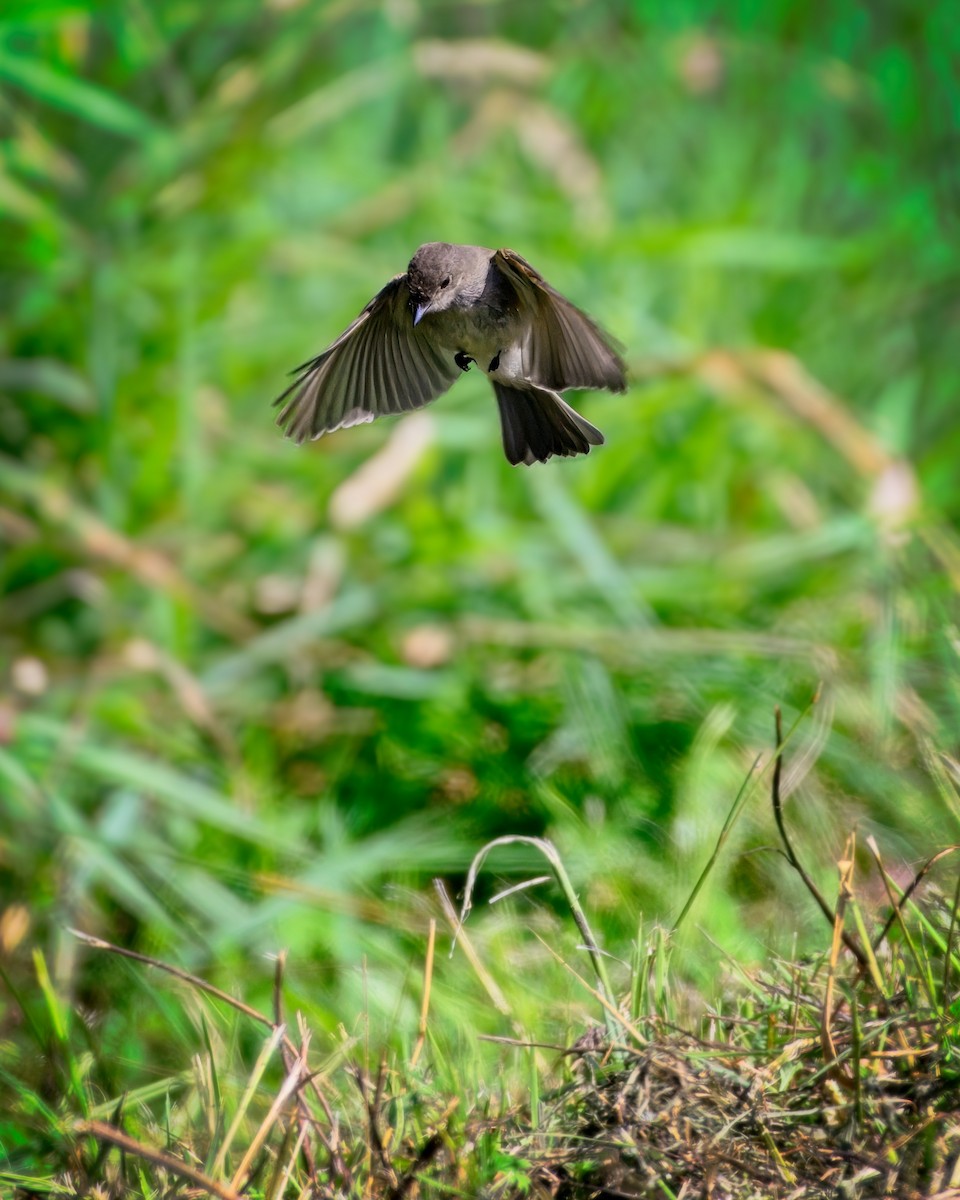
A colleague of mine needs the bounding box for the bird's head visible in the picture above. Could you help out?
[407,242,473,326]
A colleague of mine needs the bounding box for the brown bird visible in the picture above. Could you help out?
[275,243,627,465]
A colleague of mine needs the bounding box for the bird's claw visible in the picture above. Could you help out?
[454,351,474,372]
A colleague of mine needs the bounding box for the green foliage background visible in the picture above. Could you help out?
[1,0,960,1164]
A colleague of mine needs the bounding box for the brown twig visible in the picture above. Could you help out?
[771,708,868,969]
[870,844,960,953]
[865,837,940,1016]
[388,1132,445,1200]
[70,929,276,1029]
[353,1063,399,1189]
[228,1050,307,1193]
[820,837,857,1089]
[410,918,436,1068]
[352,1054,448,1200]
[75,1120,244,1200]
[432,878,512,1015]
[943,866,960,1004]
[273,951,318,1181]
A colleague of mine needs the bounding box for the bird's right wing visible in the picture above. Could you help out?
[275,274,461,443]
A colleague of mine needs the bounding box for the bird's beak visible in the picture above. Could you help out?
[412,302,429,327]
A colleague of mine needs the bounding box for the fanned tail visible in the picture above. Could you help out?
[493,382,604,466]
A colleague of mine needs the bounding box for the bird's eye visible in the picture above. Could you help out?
[440,277,450,289]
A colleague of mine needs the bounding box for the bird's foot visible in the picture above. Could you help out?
[488,350,502,372]
[454,351,475,372]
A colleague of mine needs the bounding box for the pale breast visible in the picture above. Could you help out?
[429,305,528,382]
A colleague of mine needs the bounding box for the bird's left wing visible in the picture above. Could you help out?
[493,248,627,394]
[275,274,461,443]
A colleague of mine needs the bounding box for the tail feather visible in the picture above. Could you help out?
[493,383,604,466]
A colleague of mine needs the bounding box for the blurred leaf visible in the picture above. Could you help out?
[0,169,59,222]
[338,662,453,700]
[0,1,89,23]
[675,229,854,271]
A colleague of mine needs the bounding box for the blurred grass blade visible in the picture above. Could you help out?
[0,358,93,411]
[0,51,160,139]
[529,471,654,629]
[15,714,287,848]
[33,948,89,1117]
[201,588,377,693]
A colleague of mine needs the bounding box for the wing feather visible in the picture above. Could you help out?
[274,274,460,442]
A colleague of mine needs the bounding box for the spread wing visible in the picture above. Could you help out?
[493,248,627,393]
[274,274,461,443]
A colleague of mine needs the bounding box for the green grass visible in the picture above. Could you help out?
[2,0,960,1192]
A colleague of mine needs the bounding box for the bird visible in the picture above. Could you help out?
[274,242,627,465]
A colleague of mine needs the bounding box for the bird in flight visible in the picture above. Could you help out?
[275,242,627,465]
